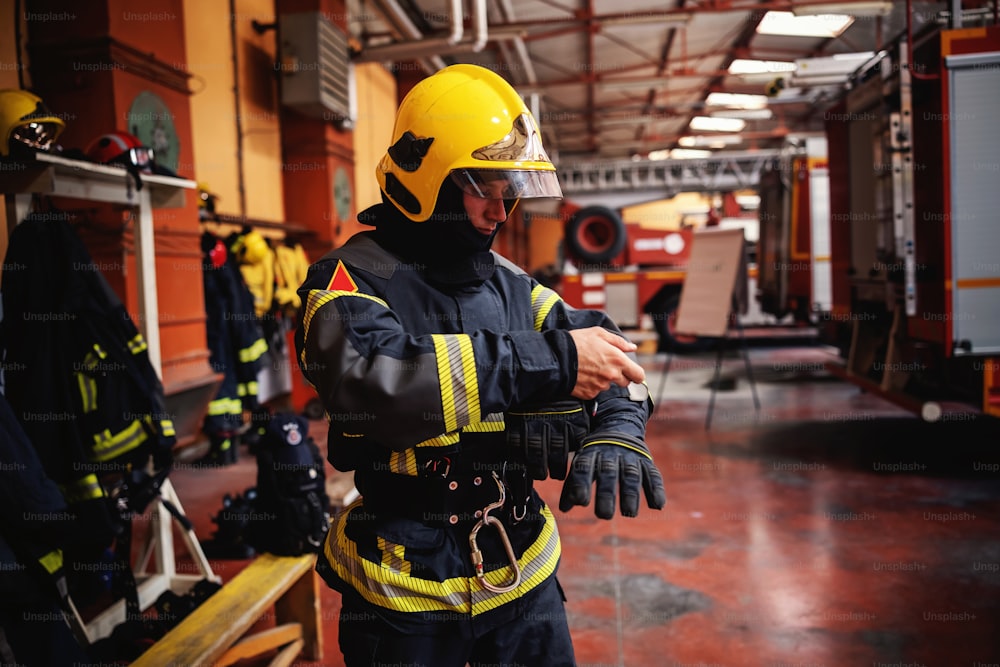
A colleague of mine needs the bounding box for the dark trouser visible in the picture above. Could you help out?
[0,600,91,667]
[339,578,577,667]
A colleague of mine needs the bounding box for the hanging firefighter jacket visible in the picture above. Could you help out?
[0,213,176,560]
[200,232,267,438]
[230,228,275,319]
[0,391,91,664]
[273,240,310,319]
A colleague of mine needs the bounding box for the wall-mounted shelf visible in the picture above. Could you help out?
[2,151,195,374]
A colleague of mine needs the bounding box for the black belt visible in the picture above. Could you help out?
[357,463,532,527]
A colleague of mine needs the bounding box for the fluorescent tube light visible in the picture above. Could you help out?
[709,108,773,120]
[705,92,770,109]
[792,2,892,17]
[728,59,797,75]
[756,11,854,38]
[679,134,743,147]
[667,148,713,159]
[689,116,747,132]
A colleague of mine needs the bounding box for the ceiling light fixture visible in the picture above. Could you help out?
[709,108,773,120]
[705,92,769,109]
[728,59,797,75]
[756,11,854,37]
[679,134,743,147]
[792,2,893,17]
[689,116,746,132]
[664,148,712,160]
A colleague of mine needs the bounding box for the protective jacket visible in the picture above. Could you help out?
[296,206,648,634]
[201,232,267,436]
[1,214,175,520]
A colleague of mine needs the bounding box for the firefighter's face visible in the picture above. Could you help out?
[463,191,509,236]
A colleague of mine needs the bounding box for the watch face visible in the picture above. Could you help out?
[628,382,649,402]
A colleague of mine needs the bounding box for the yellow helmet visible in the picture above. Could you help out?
[0,89,65,157]
[376,64,562,222]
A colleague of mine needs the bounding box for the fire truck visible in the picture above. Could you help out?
[765,21,1000,420]
[553,151,786,352]
[557,204,702,352]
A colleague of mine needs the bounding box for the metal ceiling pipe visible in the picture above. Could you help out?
[357,0,490,63]
[446,0,465,44]
[496,0,536,84]
[469,0,488,51]
[369,0,448,72]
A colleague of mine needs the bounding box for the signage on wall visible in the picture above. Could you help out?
[334,166,352,221]
[128,91,180,174]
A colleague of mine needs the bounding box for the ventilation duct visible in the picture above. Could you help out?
[279,11,355,125]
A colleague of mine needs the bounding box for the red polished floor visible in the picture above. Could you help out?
[164,343,1000,666]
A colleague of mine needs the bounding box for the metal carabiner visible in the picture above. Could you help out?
[468,472,521,594]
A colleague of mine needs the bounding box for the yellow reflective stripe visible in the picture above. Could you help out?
[581,438,653,461]
[76,372,97,412]
[325,500,470,614]
[89,344,107,363]
[127,334,147,354]
[322,500,561,616]
[531,284,561,331]
[378,537,411,575]
[237,381,259,397]
[431,334,480,433]
[39,549,63,574]
[61,474,104,502]
[463,412,505,433]
[239,337,268,364]
[207,397,242,416]
[159,419,175,437]
[302,289,389,346]
[472,505,561,615]
[91,420,148,462]
[414,432,460,448]
[389,450,418,476]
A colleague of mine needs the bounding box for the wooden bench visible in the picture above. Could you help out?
[132,553,322,667]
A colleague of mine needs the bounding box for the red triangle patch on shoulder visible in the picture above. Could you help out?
[326,260,359,292]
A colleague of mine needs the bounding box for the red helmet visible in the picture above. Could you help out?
[86,131,154,173]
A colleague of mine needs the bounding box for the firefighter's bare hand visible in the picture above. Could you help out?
[568,327,645,400]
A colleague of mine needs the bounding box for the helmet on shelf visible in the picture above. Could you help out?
[0,88,66,157]
[376,64,562,223]
[86,131,155,173]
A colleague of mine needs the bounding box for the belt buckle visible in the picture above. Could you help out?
[422,456,451,478]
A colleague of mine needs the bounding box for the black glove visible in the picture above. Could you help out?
[506,400,590,480]
[559,433,666,519]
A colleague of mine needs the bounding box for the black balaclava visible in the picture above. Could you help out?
[365,177,505,289]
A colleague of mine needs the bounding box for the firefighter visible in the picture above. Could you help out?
[296,64,666,666]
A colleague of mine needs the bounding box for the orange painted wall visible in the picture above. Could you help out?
[182,0,284,223]
[13,0,215,426]
[352,63,398,221]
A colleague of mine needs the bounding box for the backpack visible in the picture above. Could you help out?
[249,413,330,556]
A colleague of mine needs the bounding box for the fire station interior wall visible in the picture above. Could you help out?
[183,0,284,223]
[352,63,398,223]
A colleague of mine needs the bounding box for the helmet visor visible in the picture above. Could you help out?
[11,122,62,152]
[450,168,563,200]
[127,147,154,170]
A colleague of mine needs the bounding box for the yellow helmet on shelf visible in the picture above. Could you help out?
[376,63,562,222]
[0,89,65,157]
